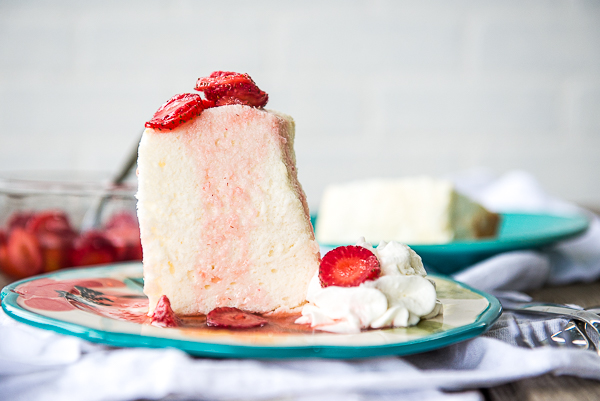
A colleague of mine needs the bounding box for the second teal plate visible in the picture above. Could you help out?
[315,212,590,274]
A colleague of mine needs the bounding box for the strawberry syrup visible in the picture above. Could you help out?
[14,277,315,335]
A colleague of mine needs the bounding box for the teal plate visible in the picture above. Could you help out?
[1,263,501,359]
[314,212,590,274]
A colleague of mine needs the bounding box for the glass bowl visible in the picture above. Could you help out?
[0,171,140,282]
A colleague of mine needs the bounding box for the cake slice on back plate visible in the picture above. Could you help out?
[315,177,500,245]
[137,72,320,316]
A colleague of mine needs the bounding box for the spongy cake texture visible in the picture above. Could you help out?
[315,177,500,245]
[137,105,320,315]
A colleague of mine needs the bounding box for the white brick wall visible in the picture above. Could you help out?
[0,0,598,210]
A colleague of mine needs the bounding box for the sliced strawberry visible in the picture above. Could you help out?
[195,71,268,108]
[104,228,142,262]
[206,307,268,329]
[26,211,77,272]
[27,211,75,237]
[103,212,138,230]
[202,98,216,108]
[123,240,143,261]
[0,243,8,276]
[319,245,381,288]
[103,212,142,261]
[40,248,69,272]
[7,212,35,232]
[70,231,118,267]
[0,231,8,275]
[151,295,179,328]
[145,93,205,131]
[104,232,142,261]
[1,228,43,279]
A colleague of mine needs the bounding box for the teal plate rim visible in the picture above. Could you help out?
[413,212,589,251]
[1,264,502,359]
[315,212,590,252]
[314,212,590,274]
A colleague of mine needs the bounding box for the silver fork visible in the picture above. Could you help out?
[554,320,593,350]
[508,315,575,349]
[496,294,600,352]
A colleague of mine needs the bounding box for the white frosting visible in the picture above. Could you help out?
[295,237,441,333]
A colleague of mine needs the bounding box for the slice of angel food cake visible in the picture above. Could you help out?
[315,177,500,246]
[137,72,321,328]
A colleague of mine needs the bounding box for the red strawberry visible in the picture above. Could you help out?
[70,231,118,267]
[0,245,8,275]
[0,231,6,275]
[201,98,216,108]
[145,93,205,131]
[0,231,9,276]
[103,212,138,231]
[103,212,142,262]
[319,245,381,288]
[206,307,268,329]
[27,211,77,272]
[195,71,268,108]
[1,228,43,279]
[151,295,179,328]
[123,240,142,262]
[7,212,35,232]
[27,211,75,237]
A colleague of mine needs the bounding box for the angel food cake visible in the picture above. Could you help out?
[316,177,500,245]
[137,72,320,316]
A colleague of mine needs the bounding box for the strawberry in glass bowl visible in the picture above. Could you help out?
[0,171,142,283]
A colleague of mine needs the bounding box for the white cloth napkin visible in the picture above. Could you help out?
[2,170,600,401]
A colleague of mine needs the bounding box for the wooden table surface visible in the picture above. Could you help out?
[483,280,600,401]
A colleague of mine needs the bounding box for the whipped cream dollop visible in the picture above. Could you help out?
[295,238,442,333]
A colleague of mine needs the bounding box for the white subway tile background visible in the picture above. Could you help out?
[0,0,598,210]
